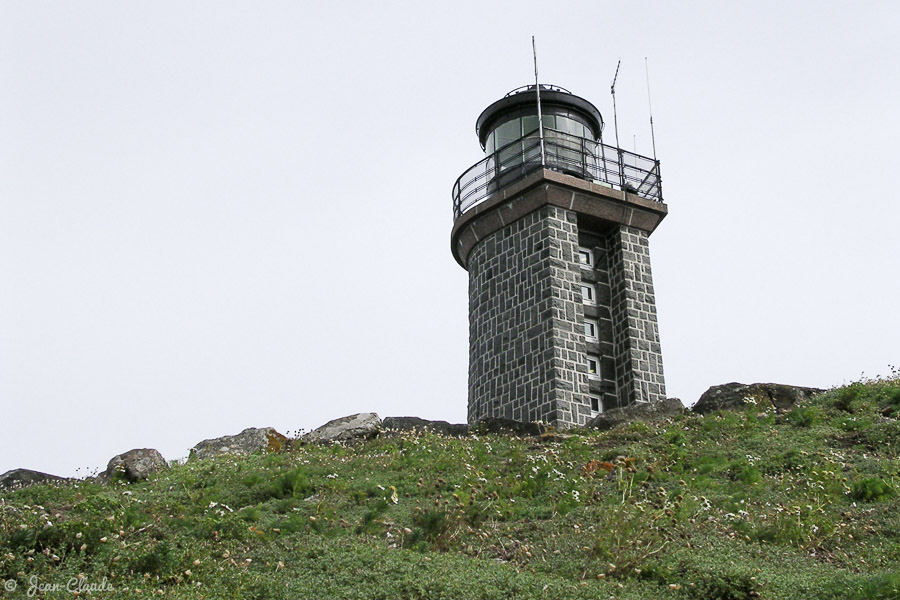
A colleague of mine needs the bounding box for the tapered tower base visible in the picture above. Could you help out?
[455,170,667,429]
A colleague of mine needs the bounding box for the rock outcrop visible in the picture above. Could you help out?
[472,417,546,436]
[303,413,381,444]
[693,383,824,415]
[191,427,288,460]
[382,417,469,437]
[103,449,168,482]
[587,398,686,431]
[0,468,68,490]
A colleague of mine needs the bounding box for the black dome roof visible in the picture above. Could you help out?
[475,84,604,147]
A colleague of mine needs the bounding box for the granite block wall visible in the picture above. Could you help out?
[607,225,667,405]
[466,209,666,427]
[467,205,593,428]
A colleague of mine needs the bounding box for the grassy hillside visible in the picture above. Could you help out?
[2,375,900,599]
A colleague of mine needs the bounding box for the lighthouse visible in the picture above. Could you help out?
[451,84,668,428]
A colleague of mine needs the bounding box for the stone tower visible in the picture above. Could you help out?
[450,85,668,428]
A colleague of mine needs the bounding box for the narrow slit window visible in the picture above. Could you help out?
[581,284,596,305]
[584,320,598,341]
[589,395,602,414]
[578,247,594,267]
[587,355,601,379]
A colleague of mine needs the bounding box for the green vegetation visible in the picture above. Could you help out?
[2,374,900,599]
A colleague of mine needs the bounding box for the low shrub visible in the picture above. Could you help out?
[835,383,866,413]
[412,508,452,549]
[691,568,758,600]
[130,540,179,577]
[822,571,900,599]
[728,460,761,485]
[850,478,895,503]
[355,499,389,535]
[786,406,817,428]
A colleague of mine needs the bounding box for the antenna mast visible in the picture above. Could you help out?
[532,36,546,167]
[610,59,622,151]
[610,60,625,190]
[644,57,658,160]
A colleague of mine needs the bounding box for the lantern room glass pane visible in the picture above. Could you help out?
[496,119,520,149]
[560,115,583,137]
[498,142,519,167]
[522,115,539,136]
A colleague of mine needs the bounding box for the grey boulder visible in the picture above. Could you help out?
[303,413,381,444]
[472,417,546,437]
[587,398,686,431]
[191,427,288,460]
[104,449,168,483]
[693,382,823,415]
[0,468,68,490]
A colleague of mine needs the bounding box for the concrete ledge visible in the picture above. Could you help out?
[450,169,668,269]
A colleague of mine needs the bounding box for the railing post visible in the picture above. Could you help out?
[654,159,662,201]
[581,138,593,179]
[600,143,608,185]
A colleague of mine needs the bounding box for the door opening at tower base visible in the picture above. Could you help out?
[589,394,603,415]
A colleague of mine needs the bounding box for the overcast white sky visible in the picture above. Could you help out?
[2,2,898,478]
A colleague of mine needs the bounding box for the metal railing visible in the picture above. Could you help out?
[452,128,663,221]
